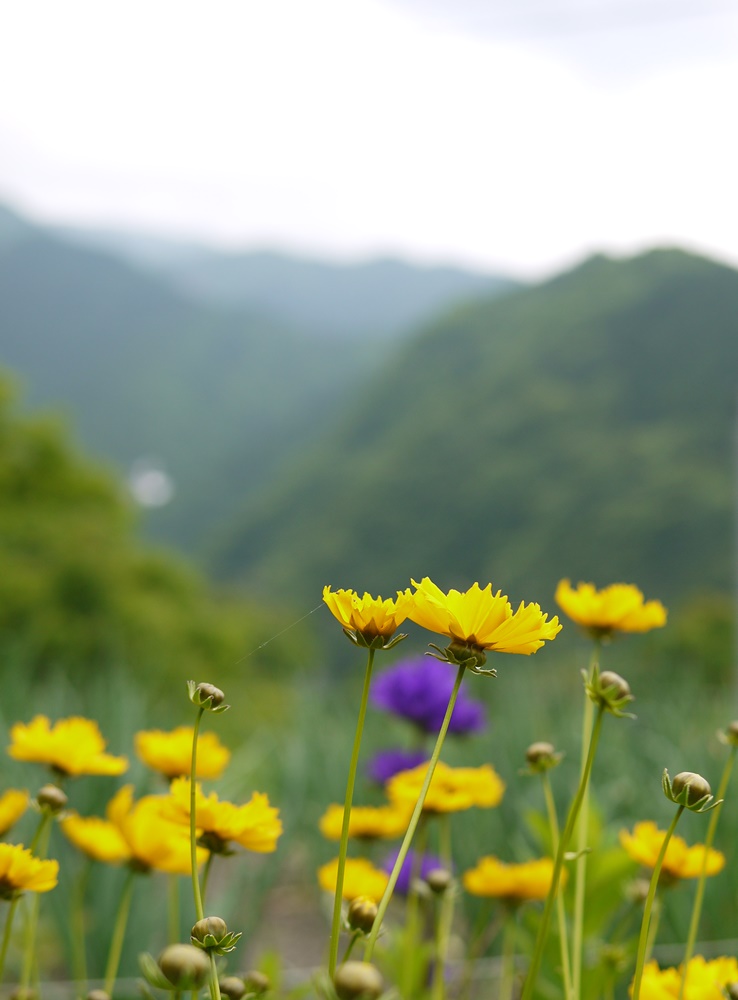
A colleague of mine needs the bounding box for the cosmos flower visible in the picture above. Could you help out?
[370,657,487,734]
[166,778,282,854]
[631,956,738,1000]
[0,789,29,836]
[366,749,429,785]
[135,727,230,780]
[7,716,128,777]
[386,760,505,814]
[408,578,561,656]
[322,587,414,646]
[462,856,561,902]
[317,857,389,902]
[555,580,667,637]
[381,849,445,896]
[319,803,411,841]
[619,821,725,880]
[0,843,59,899]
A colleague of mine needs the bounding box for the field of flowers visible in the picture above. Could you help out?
[1,577,736,1000]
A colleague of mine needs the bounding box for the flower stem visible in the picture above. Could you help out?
[201,854,214,911]
[104,867,136,996]
[364,663,466,962]
[571,643,599,1000]
[327,647,376,978]
[631,805,685,1000]
[208,952,222,1000]
[190,706,206,922]
[521,705,605,1000]
[678,747,735,1000]
[168,874,180,946]
[542,771,572,1000]
[401,819,427,999]
[0,897,21,985]
[19,808,54,996]
[71,859,92,998]
[499,911,518,1000]
[341,931,362,964]
[432,814,455,1000]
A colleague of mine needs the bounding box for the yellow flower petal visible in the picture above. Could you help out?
[387,760,505,814]
[556,580,667,636]
[463,856,562,901]
[322,586,414,641]
[319,803,411,841]
[317,857,389,902]
[135,727,230,780]
[167,778,282,854]
[0,789,29,836]
[8,716,128,777]
[0,843,59,897]
[61,812,132,865]
[620,821,725,880]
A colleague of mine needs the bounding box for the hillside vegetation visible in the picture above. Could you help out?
[212,248,738,611]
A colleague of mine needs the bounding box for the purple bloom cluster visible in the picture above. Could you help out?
[366,748,428,784]
[370,657,487,735]
[382,848,447,895]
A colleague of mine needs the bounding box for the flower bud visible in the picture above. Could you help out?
[598,671,631,702]
[725,983,738,1000]
[243,970,270,995]
[625,878,651,905]
[524,741,563,773]
[333,961,384,999]
[158,944,210,989]
[191,915,242,954]
[187,680,229,712]
[425,868,452,895]
[585,666,634,717]
[347,896,377,934]
[721,721,738,748]
[37,784,68,813]
[86,991,110,1000]
[219,976,246,1000]
[672,771,711,807]
[192,915,227,941]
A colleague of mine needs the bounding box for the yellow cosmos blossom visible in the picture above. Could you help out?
[322,586,414,643]
[135,727,230,780]
[387,760,505,814]
[318,857,389,902]
[463,856,563,901]
[0,789,29,836]
[620,821,725,880]
[167,778,282,853]
[319,803,411,841]
[632,957,738,1000]
[0,843,59,898]
[408,578,561,655]
[555,580,667,636]
[8,716,128,777]
[106,785,205,875]
[60,812,132,865]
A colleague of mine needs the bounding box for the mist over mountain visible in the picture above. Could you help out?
[210,247,738,610]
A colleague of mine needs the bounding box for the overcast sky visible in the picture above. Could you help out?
[1,0,736,277]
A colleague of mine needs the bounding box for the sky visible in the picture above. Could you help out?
[1,0,737,278]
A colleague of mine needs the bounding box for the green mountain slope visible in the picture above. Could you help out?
[211,248,738,609]
[0,230,373,550]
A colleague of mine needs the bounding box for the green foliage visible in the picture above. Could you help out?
[0,374,306,692]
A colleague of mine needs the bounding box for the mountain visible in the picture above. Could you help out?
[209,248,738,610]
[55,226,519,338]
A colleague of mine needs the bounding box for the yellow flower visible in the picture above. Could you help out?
[317,857,389,902]
[0,789,29,836]
[555,580,667,636]
[167,778,282,854]
[8,716,128,777]
[619,821,725,880]
[319,803,411,841]
[631,957,738,1000]
[0,843,59,898]
[386,760,505,814]
[463,856,563,901]
[322,586,414,645]
[135,727,230,780]
[60,812,132,865]
[408,578,561,655]
[107,785,205,875]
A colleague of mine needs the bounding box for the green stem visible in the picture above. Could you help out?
[20,808,54,995]
[644,895,661,965]
[71,859,92,998]
[542,772,573,1000]
[168,874,180,946]
[572,644,599,1000]
[678,747,736,1000]
[432,815,455,1000]
[0,897,21,985]
[401,818,427,1000]
[499,911,518,1000]
[341,931,362,964]
[190,706,206,922]
[364,663,466,962]
[104,867,136,996]
[521,705,606,1000]
[631,806,685,1000]
[327,647,376,978]
[201,854,214,911]
[208,951,222,1000]
[458,903,500,1000]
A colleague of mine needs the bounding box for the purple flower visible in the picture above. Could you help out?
[370,657,487,735]
[383,848,447,895]
[366,748,429,784]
